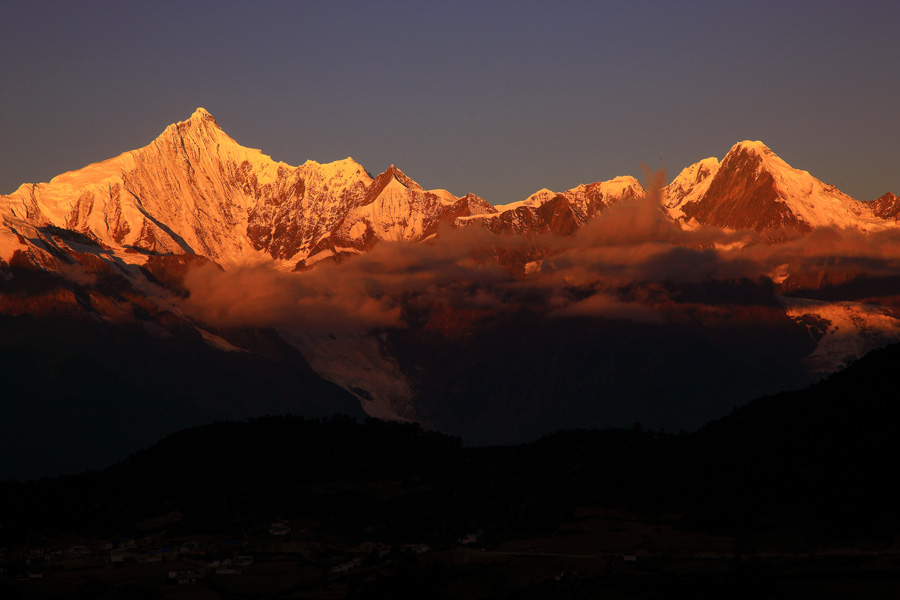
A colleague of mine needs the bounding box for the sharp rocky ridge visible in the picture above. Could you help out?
[662,140,896,235]
[0,108,638,272]
[6,108,895,276]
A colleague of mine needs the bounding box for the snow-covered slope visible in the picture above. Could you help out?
[283,331,417,421]
[663,157,720,222]
[12,110,898,280]
[664,141,892,234]
[456,176,645,236]
[564,176,646,221]
[7,112,900,278]
[247,157,373,262]
[1,109,503,272]
[3,109,279,266]
[780,296,900,376]
[302,166,493,265]
[0,109,383,270]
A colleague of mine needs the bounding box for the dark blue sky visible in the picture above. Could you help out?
[2,0,898,203]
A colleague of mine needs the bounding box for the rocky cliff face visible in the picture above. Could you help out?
[6,112,898,279]
[871,192,900,220]
[302,166,484,267]
[2,108,280,264]
[663,141,889,235]
[0,110,655,274]
[455,176,646,236]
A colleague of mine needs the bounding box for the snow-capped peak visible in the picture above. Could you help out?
[162,107,223,137]
[301,157,371,183]
[729,139,772,157]
[495,188,557,212]
[384,165,424,191]
[663,157,720,217]
[666,140,895,233]
[6,109,900,279]
[190,106,215,121]
[872,192,900,220]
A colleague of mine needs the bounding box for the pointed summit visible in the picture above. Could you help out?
[728,140,773,157]
[157,108,223,140]
[717,140,778,177]
[669,140,883,234]
[180,106,221,130]
[384,164,423,190]
[663,156,720,219]
[362,165,425,205]
[872,192,900,220]
[456,193,497,216]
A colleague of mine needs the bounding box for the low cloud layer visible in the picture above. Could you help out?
[549,292,665,323]
[173,174,900,335]
[178,225,523,334]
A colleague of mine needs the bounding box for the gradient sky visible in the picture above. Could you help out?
[2,0,898,204]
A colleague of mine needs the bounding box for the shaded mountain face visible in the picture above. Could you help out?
[663,141,889,236]
[0,259,364,480]
[4,337,898,558]
[455,176,646,237]
[676,142,807,232]
[383,279,820,444]
[3,109,900,478]
[872,192,900,220]
[299,166,493,268]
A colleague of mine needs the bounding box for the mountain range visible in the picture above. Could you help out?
[3,108,900,479]
[4,108,899,274]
